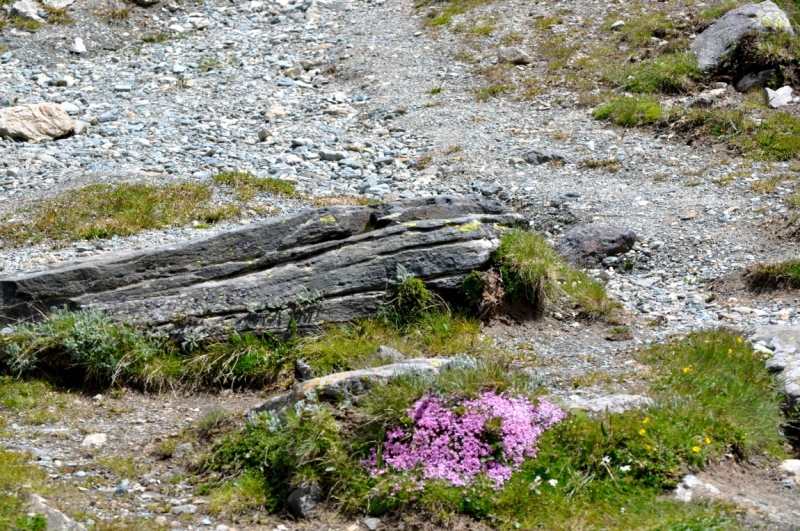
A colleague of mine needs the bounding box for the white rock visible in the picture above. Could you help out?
[70,37,86,54]
[10,0,44,21]
[764,86,793,108]
[0,103,75,142]
[681,475,703,488]
[780,459,800,477]
[266,105,287,121]
[610,20,626,30]
[42,0,75,8]
[80,433,108,447]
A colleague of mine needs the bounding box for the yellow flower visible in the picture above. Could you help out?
[643,417,650,424]
[692,446,701,453]
[705,437,711,444]
[737,337,743,343]
[639,429,646,435]
[683,366,691,374]
[645,445,652,451]
[727,349,733,355]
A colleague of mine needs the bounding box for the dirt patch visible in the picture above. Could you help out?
[692,458,800,530]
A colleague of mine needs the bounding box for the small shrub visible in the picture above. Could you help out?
[593,96,664,127]
[389,265,433,324]
[143,33,170,44]
[607,52,701,94]
[0,309,162,385]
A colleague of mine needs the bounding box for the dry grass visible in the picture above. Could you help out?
[311,195,378,207]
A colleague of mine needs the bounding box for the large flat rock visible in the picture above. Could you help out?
[1,195,524,336]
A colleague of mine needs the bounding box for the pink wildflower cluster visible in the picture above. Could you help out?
[365,391,565,489]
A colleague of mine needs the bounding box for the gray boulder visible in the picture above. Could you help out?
[0,196,524,337]
[497,47,533,65]
[287,484,322,518]
[691,1,794,72]
[735,69,777,92]
[555,223,638,265]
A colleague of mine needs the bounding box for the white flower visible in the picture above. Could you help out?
[548,479,558,487]
[620,465,631,472]
[601,456,611,465]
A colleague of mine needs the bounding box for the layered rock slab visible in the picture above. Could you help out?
[0,196,524,336]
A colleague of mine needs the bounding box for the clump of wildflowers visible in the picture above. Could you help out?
[365,391,565,489]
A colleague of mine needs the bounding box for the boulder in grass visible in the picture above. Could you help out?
[691,1,793,72]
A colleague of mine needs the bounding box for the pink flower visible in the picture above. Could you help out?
[364,392,565,490]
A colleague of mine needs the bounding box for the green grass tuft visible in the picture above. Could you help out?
[212,171,303,201]
[607,52,701,94]
[494,230,619,320]
[593,96,664,127]
[745,258,800,290]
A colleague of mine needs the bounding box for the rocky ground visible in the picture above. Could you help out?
[3,0,800,527]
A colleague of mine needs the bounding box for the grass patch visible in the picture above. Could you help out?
[475,83,516,101]
[688,109,800,161]
[593,96,664,127]
[429,85,443,95]
[96,456,144,478]
[143,33,171,44]
[751,173,795,193]
[581,157,622,172]
[499,31,523,46]
[0,449,48,530]
[0,182,240,247]
[43,6,72,24]
[538,37,578,70]
[607,52,701,94]
[199,330,780,528]
[1,296,489,391]
[311,195,376,207]
[532,15,562,31]
[745,259,800,290]
[211,171,303,201]
[10,17,43,30]
[494,230,619,320]
[105,6,129,21]
[698,0,742,20]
